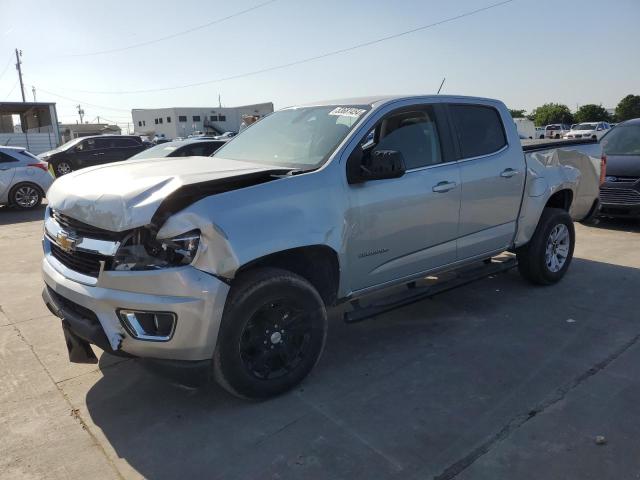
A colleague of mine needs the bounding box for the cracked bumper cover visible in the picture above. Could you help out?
[41,254,230,362]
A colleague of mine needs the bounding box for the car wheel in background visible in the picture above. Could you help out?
[516,207,575,285]
[213,268,327,399]
[10,183,43,210]
[56,162,73,176]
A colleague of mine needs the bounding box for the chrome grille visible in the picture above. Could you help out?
[51,210,124,241]
[50,243,110,277]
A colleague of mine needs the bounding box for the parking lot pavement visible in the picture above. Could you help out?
[1,206,639,480]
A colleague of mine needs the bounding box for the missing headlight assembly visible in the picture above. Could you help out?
[112,228,201,271]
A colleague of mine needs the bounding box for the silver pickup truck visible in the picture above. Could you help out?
[41,95,602,399]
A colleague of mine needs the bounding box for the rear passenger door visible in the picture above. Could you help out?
[112,138,143,161]
[449,103,526,259]
[345,104,461,292]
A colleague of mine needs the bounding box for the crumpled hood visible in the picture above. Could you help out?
[47,156,281,231]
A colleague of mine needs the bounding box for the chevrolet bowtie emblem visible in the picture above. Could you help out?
[56,231,77,252]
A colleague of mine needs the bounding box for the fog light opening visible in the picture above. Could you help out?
[118,310,176,342]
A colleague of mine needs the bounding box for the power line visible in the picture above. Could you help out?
[61,0,279,57]
[3,80,18,100]
[0,55,12,82]
[58,0,515,95]
[34,86,131,112]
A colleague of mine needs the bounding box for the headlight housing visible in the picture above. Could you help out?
[113,229,200,271]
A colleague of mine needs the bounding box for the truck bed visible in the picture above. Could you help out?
[521,138,598,152]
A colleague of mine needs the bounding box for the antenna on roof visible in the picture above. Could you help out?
[437,77,446,95]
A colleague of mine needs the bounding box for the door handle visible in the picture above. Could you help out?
[500,168,518,178]
[432,181,457,193]
[92,152,105,156]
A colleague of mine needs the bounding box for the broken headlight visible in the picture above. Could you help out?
[113,229,200,271]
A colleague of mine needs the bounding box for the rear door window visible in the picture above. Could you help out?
[113,138,139,148]
[0,151,18,163]
[449,105,507,159]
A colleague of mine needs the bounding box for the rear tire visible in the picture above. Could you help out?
[55,161,73,176]
[516,208,575,285]
[213,268,327,399]
[9,183,43,210]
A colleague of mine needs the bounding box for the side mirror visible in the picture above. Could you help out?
[348,149,406,183]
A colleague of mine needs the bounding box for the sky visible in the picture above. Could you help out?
[1,0,639,128]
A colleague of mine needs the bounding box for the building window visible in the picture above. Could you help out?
[138,121,142,127]
[178,116,187,122]
[143,120,146,126]
[154,118,158,125]
[167,117,171,123]
[210,115,218,121]
[218,115,226,121]
[193,115,201,122]
[159,118,163,124]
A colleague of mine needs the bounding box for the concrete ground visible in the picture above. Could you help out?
[1,205,639,480]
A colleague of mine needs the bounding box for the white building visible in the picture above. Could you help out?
[131,102,274,139]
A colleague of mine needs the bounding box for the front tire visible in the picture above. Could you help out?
[213,268,327,399]
[9,183,43,210]
[517,208,575,285]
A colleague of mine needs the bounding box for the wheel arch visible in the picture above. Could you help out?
[234,245,341,306]
[545,188,573,211]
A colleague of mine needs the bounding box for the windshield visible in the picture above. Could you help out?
[129,143,180,160]
[213,105,370,169]
[546,125,561,130]
[574,123,598,131]
[56,137,85,151]
[601,125,640,155]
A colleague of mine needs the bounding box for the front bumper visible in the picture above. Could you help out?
[42,253,230,362]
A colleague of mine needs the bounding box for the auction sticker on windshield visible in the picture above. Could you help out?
[329,107,367,118]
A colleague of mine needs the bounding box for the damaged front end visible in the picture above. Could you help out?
[41,159,292,366]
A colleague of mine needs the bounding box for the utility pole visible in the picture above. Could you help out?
[15,48,26,102]
[437,77,446,95]
[77,104,85,124]
[97,115,100,124]
[218,94,222,108]
[31,86,36,102]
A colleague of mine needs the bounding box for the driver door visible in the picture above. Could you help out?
[345,104,461,293]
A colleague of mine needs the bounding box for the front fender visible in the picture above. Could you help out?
[157,170,345,279]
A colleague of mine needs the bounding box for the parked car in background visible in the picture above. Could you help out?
[128,138,228,161]
[0,146,53,209]
[545,124,571,139]
[598,118,640,218]
[41,95,601,399]
[564,122,611,140]
[38,135,146,177]
[535,127,545,139]
[214,131,237,140]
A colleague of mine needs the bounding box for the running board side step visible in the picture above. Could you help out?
[343,256,518,324]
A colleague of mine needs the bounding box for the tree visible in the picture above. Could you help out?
[615,94,640,122]
[574,104,610,123]
[508,109,526,118]
[530,103,574,126]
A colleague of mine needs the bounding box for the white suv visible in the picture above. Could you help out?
[563,122,611,140]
